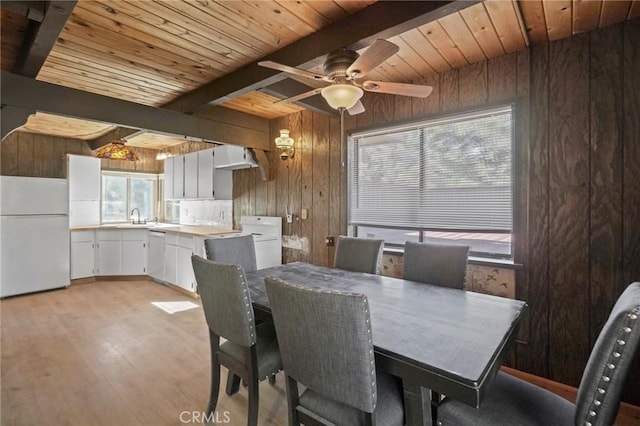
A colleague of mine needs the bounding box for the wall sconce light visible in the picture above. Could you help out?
[275,129,295,160]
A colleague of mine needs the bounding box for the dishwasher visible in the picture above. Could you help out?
[148,230,166,282]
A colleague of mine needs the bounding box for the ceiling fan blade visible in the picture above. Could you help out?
[258,61,329,82]
[347,100,365,115]
[346,39,399,79]
[362,81,433,98]
[273,87,324,104]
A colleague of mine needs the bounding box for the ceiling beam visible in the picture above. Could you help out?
[1,71,269,150]
[13,0,77,78]
[0,1,46,22]
[163,1,476,114]
[260,79,338,117]
[1,105,35,139]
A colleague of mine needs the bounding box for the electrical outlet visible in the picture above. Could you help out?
[325,236,334,247]
[286,214,293,223]
[301,208,308,220]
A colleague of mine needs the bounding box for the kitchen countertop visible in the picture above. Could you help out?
[70,224,239,237]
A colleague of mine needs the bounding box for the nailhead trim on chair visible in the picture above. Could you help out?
[582,307,639,425]
[239,265,257,346]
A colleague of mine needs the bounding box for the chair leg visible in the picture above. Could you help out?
[206,359,221,417]
[247,376,259,426]
[285,374,300,426]
[225,373,241,396]
[431,391,440,426]
[207,333,222,417]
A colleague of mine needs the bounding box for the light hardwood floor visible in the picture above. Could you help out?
[1,279,638,425]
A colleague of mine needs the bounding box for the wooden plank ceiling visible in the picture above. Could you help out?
[2,0,638,148]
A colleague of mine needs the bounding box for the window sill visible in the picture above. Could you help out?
[383,247,524,270]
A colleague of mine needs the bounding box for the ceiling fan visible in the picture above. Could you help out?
[259,39,433,115]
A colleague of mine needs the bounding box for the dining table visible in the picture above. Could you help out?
[244,262,527,426]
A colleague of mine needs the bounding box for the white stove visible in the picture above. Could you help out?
[207,216,282,269]
[241,216,282,269]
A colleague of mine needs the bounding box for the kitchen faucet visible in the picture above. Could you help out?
[131,208,145,224]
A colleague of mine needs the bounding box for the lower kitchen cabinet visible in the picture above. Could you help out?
[162,233,203,293]
[148,231,165,281]
[176,246,195,292]
[163,234,178,284]
[71,228,204,295]
[122,230,147,275]
[95,229,147,276]
[96,231,121,275]
[71,230,95,279]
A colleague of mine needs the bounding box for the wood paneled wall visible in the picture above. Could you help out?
[233,20,640,404]
[0,132,211,177]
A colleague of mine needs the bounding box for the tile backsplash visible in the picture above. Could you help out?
[179,199,232,228]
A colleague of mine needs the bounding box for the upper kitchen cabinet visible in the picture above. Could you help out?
[68,155,101,227]
[214,145,257,170]
[197,148,214,199]
[68,155,100,200]
[163,156,174,202]
[198,148,232,200]
[172,155,185,199]
[183,152,199,199]
[164,148,232,200]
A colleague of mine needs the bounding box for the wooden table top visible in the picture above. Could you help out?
[244,262,527,409]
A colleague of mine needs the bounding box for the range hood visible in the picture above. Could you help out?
[214,145,258,170]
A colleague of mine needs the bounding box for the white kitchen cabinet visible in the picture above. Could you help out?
[148,231,165,281]
[163,233,178,284]
[96,230,121,276]
[176,247,196,292]
[163,157,174,200]
[70,230,95,279]
[121,230,147,275]
[95,230,147,276]
[184,152,199,199]
[173,155,185,199]
[68,155,101,201]
[197,148,214,199]
[214,169,233,200]
[176,235,196,292]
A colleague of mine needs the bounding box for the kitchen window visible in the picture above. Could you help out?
[348,104,515,260]
[101,172,158,223]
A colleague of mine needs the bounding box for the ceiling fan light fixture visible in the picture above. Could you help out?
[321,84,363,110]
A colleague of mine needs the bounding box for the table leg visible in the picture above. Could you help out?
[402,380,433,426]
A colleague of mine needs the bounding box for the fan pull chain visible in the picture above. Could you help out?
[340,107,345,169]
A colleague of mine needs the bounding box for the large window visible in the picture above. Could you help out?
[348,105,514,259]
[101,172,158,223]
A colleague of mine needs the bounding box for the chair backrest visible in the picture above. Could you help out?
[265,276,377,414]
[334,236,384,274]
[402,241,469,289]
[204,235,257,273]
[575,282,640,426]
[191,255,256,347]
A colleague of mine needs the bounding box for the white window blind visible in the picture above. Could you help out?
[348,105,513,233]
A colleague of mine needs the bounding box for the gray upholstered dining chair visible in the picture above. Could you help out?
[437,282,640,426]
[265,275,405,426]
[402,241,469,289]
[204,234,257,272]
[333,235,384,274]
[191,255,282,426]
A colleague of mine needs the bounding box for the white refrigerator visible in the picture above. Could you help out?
[0,176,70,297]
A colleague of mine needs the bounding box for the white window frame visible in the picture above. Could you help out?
[100,171,159,224]
[347,104,516,260]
